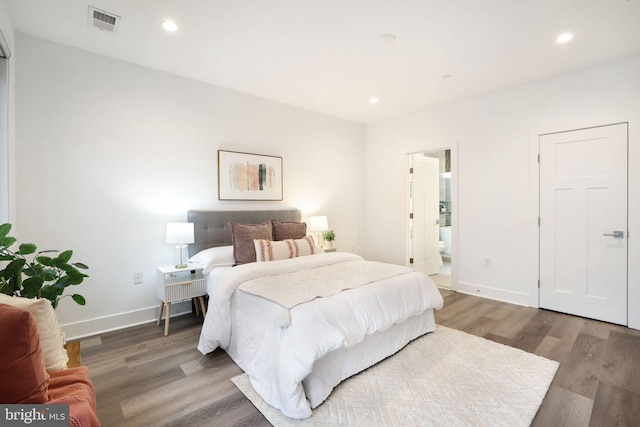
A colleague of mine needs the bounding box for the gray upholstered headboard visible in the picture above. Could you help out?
[187,209,302,257]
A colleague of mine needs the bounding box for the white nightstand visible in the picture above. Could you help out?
[156,263,206,336]
[323,247,337,253]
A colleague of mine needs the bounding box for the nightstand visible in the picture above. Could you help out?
[156,263,206,336]
[323,247,337,253]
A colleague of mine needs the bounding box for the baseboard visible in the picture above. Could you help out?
[59,300,194,341]
[454,281,530,307]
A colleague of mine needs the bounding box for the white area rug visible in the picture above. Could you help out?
[232,325,559,426]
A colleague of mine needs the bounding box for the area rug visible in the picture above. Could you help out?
[231,325,559,426]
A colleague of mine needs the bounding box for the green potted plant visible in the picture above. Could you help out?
[322,230,336,248]
[0,223,88,309]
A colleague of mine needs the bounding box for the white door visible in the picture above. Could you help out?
[412,155,441,275]
[539,123,628,325]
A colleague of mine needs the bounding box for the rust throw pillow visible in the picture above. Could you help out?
[0,304,50,404]
[0,293,68,372]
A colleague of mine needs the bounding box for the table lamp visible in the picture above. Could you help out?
[309,215,328,247]
[166,223,194,268]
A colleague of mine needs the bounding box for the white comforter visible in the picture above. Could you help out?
[197,252,444,419]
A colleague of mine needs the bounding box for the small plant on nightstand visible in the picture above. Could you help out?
[322,230,336,248]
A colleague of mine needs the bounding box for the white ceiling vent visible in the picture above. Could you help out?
[88,6,120,32]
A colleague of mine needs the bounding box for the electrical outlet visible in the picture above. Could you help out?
[134,272,143,284]
[483,257,492,268]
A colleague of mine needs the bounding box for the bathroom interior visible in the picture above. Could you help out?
[425,149,452,287]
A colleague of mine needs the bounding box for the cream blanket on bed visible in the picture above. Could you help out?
[238,260,413,310]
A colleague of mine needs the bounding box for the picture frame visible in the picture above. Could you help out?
[218,150,283,201]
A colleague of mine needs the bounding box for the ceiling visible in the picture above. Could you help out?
[5,0,640,124]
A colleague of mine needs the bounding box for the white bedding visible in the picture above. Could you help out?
[197,252,444,419]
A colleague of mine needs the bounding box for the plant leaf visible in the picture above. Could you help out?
[54,273,86,288]
[0,223,11,239]
[73,262,89,270]
[69,273,89,284]
[22,276,44,293]
[36,256,54,266]
[0,277,15,295]
[0,236,17,248]
[39,285,58,307]
[71,294,86,305]
[21,277,44,298]
[58,263,80,275]
[3,276,21,293]
[17,243,37,255]
[1,259,26,280]
[55,250,73,264]
[41,268,57,282]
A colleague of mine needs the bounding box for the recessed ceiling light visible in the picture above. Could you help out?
[369,97,379,104]
[161,20,178,32]
[379,34,397,44]
[556,33,573,44]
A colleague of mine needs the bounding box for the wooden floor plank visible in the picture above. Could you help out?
[532,385,593,427]
[482,301,517,322]
[508,316,552,353]
[121,378,240,426]
[461,315,501,337]
[599,330,640,395]
[489,305,539,340]
[553,333,607,400]
[590,382,640,427]
[440,300,497,330]
[535,335,569,363]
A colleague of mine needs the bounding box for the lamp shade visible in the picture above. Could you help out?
[309,216,329,232]
[166,223,195,244]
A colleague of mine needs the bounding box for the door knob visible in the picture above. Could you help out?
[602,230,624,238]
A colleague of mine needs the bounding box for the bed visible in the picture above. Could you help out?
[189,209,444,419]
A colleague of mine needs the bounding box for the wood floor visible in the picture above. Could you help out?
[80,290,640,426]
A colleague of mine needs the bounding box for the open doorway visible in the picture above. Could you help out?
[409,149,452,289]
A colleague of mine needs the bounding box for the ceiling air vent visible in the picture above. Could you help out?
[88,6,120,32]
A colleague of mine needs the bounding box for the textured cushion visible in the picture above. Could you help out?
[229,221,273,265]
[254,236,318,262]
[271,219,307,241]
[0,294,69,371]
[189,245,235,273]
[0,304,50,404]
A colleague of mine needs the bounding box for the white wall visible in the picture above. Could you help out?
[14,33,365,338]
[11,31,640,337]
[364,55,640,328]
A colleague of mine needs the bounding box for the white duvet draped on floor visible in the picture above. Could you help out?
[198,252,444,419]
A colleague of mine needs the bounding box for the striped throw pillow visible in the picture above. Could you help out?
[254,236,317,262]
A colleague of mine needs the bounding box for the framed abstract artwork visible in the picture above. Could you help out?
[218,150,283,201]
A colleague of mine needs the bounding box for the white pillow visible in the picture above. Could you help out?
[254,236,318,262]
[189,245,235,274]
[0,293,68,372]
